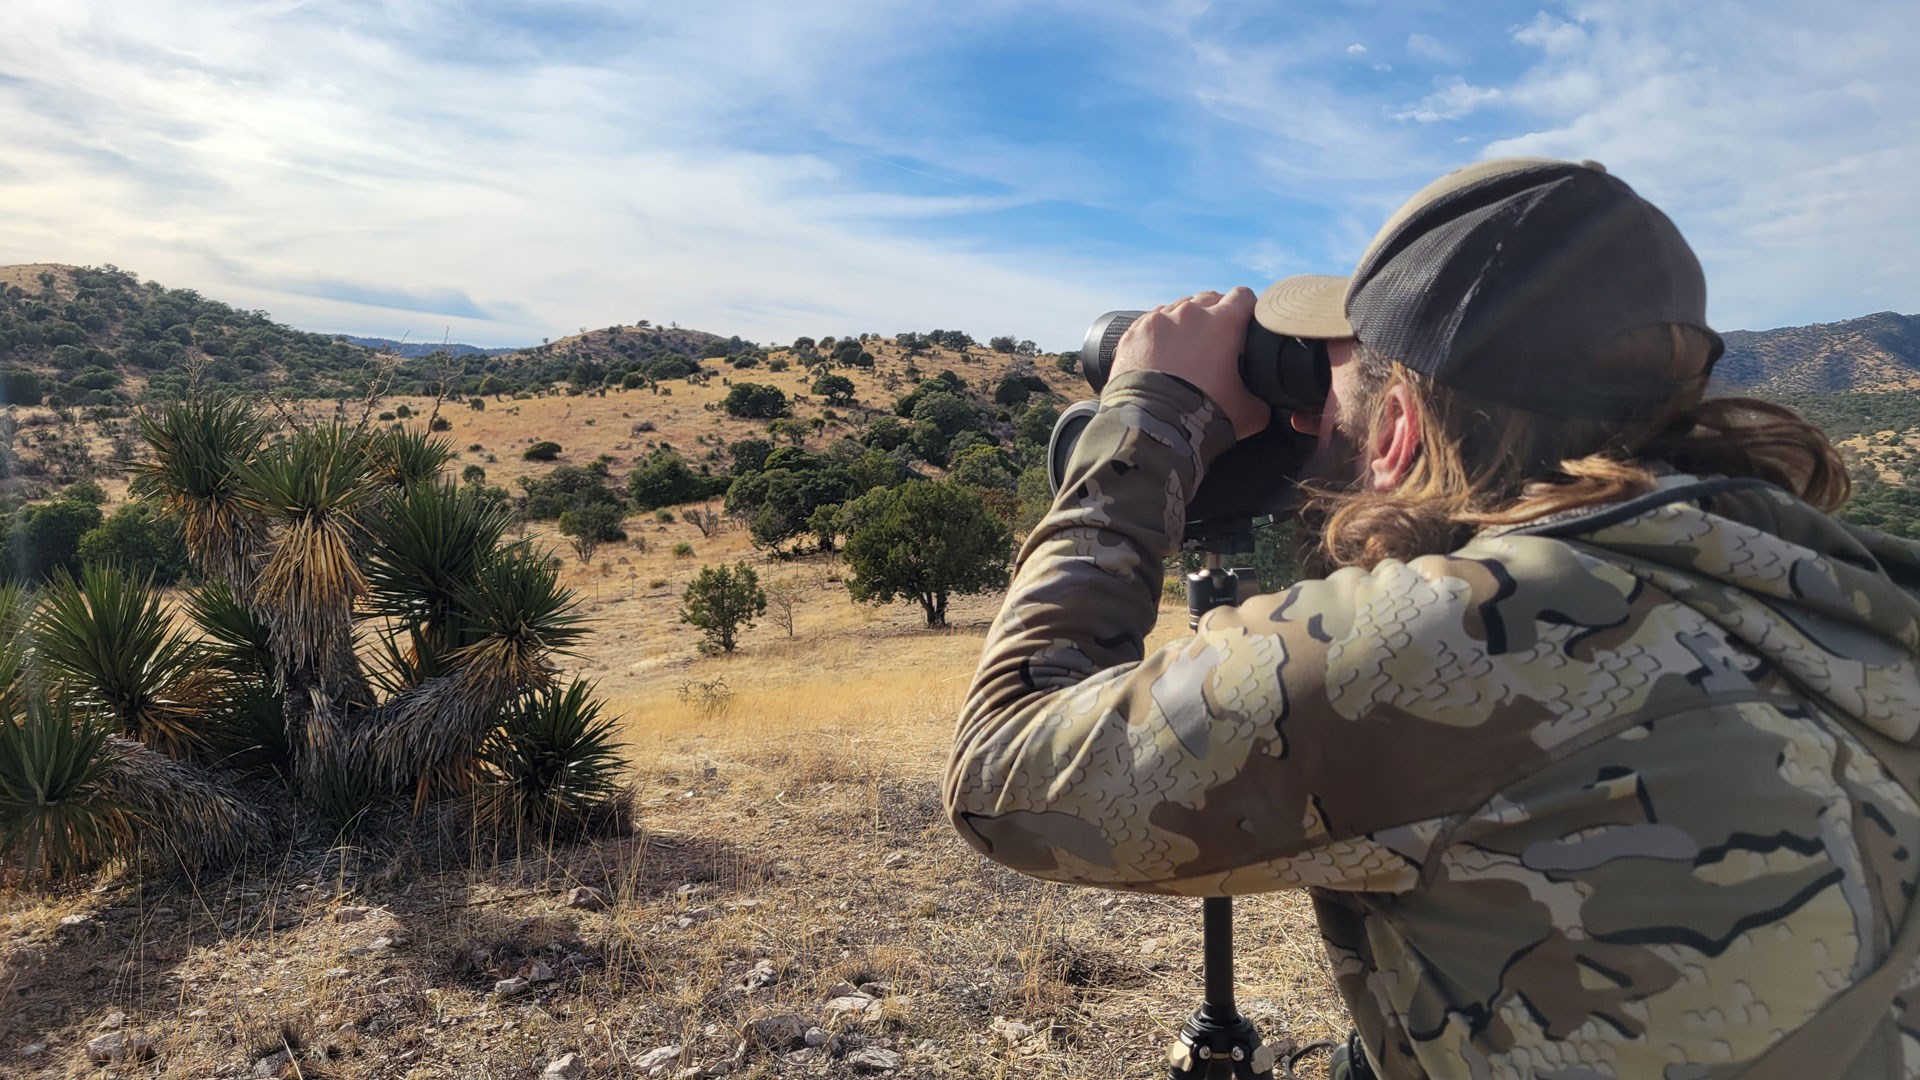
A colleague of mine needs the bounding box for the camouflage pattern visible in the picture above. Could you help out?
[948,370,1920,1079]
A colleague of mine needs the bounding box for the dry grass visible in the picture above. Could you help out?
[0,582,1347,1079]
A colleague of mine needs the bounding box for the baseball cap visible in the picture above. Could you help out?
[1259,158,1724,420]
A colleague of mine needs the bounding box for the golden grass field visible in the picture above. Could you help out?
[0,337,1350,1077]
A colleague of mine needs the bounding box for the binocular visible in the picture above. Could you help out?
[1046,309,1330,522]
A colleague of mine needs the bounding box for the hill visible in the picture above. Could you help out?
[1711,310,1920,395]
[333,335,521,359]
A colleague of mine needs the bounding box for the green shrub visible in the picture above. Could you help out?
[76,503,192,585]
[523,441,562,461]
[672,541,694,557]
[678,561,766,652]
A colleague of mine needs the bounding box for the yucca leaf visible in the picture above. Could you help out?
[129,394,269,589]
[478,679,625,832]
[33,565,216,757]
[0,698,130,880]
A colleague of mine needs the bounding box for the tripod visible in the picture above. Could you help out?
[1165,521,1277,1080]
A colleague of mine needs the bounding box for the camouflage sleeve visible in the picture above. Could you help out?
[947,371,1480,895]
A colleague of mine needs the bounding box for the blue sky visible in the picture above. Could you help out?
[1,0,1916,349]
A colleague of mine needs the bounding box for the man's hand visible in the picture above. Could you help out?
[1107,287,1269,440]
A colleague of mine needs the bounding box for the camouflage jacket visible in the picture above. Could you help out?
[948,371,1920,1079]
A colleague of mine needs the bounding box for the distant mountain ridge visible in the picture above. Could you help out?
[5,261,1917,405]
[333,335,521,359]
[1711,310,1920,395]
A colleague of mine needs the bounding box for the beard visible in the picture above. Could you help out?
[1280,419,1368,580]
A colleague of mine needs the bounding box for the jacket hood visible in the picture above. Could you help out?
[1504,473,1920,745]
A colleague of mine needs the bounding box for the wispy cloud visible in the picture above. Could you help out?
[1405,33,1460,64]
[0,0,1913,347]
[1394,77,1504,123]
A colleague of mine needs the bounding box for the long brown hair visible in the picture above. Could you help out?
[1311,324,1851,570]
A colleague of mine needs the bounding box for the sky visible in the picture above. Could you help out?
[1,0,1916,350]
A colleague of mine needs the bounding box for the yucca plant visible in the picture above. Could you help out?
[364,480,512,684]
[236,422,379,701]
[352,543,585,806]
[186,581,277,683]
[372,428,457,488]
[0,697,129,880]
[478,679,624,833]
[34,565,217,757]
[184,582,292,774]
[130,394,268,590]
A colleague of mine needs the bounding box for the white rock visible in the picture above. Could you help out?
[492,976,531,999]
[85,1030,152,1064]
[635,1044,683,1075]
[543,1051,588,1079]
[254,1049,295,1077]
[98,1010,126,1030]
[846,1047,902,1072]
[821,994,882,1024]
[22,1042,45,1057]
[803,1027,831,1048]
[991,1018,1035,1044]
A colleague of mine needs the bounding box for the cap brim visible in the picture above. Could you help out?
[1255,274,1353,339]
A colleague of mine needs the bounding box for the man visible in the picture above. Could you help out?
[947,157,1920,1078]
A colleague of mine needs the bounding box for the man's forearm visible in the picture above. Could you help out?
[944,371,1235,885]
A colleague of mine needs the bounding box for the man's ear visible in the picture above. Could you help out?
[1370,383,1421,491]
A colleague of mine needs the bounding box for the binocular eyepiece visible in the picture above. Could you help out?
[1079,311,1332,415]
[1046,309,1331,526]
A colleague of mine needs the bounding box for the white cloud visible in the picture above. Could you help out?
[1394,77,1504,123]
[1510,12,1588,57]
[0,0,1158,348]
[1405,32,1459,64]
[1484,0,1920,329]
[1347,42,1368,54]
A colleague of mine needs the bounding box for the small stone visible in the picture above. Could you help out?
[565,886,609,911]
[846,1047,902,1072]
[59,913,91,928]
[822,994,882,1024]
[881,852,907,869]
[857,981,894,997]
[86,1030,153,1064]
[825,981,859,998]
[529,959,556,983]
[543,1051,588,1080]
[634,1044,684,1075]
[187,1008,210,1020]
[98,1010,127,1030]
[991,1018,1035,1044]
[492,976,531,999]
[741,959,778,990]
[324,967,351,979]
[254,1049,295,1077]
[333,906,371,923]
[370,935,396,950]
[804,1027,831,1048]
[742,1014,809,1052]
[22,1042,45,1057]
[1096,895,1119,911]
